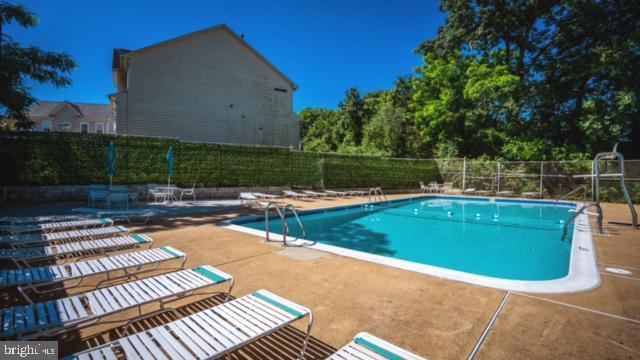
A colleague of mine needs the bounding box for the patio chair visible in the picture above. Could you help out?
[88,184,107,208]
[146,183,160,201]
[283,190,309,198]
[1,265,233,340]
[0,226,128,247]
[180,182,197,201]
[330,332,426,360]
[106,186,129,209]
[65,289,313,360]
[475,190,492,196]
[1,247,187,303]
[522,192,541,199]
[462,188,477,195]
[429,182,442,193]
[3,234,153,268]
[1,218,114,235]
[419,181,428,193]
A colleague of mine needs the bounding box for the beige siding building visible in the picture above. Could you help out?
[28,101,115,134]
[111,24,300,148]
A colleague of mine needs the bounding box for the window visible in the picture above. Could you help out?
[42,120,52,132]
[58,122,71,132]
[96,123,104,134]
[81,123,89,134]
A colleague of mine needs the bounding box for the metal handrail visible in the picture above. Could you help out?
[264,202,312,246]
[368,187,389,204]
[594,151,637,229]
[282,204,313,247]
[265,202,286,243]
[562,203,603,240]
[554,185,588,206]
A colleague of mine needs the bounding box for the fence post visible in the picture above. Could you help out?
[539,161,544,197]
[462,157,467,190]
[496,161,501,193]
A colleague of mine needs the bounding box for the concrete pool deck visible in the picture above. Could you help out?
[0,193,638,359]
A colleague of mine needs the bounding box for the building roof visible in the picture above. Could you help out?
[114,24,298,90]
[28,101,113,121]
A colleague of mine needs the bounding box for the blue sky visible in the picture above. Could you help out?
[8,0,444,112]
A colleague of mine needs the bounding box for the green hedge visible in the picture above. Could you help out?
[0,132,438,189]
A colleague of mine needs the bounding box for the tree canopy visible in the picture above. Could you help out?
[300,1,640,159]
[0,1,76,130]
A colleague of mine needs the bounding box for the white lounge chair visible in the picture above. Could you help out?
[347,190,366,196]
[252,192,280,199]
[238,192,260,204]
[1,234,153,267]
[462,188,477,195]
[497,190,515,197]
[65,289,312,360]
[283,190,309,198]
[0,266,233,340]
[324,190,349,197]
[419,181,428,193]
[1,247,187,303]
[303,190,328,198]
[521,192,541,198]
[1,266,233,340]
[1,218,113,235]
[0,226,128,247]
[0,215,87,226]
[330,332,426,360]
[72,208,156,225]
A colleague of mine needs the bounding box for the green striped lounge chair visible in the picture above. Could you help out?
[1,234,153,267]
[0,247,187,303]
[330,332,426,359]
[0,215,87,226]
[65,290,313,360]
[0,226,128,247]
[0,266,233,340]
[1,218,114,235]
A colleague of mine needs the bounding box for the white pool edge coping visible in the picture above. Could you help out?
[220,202,600,294]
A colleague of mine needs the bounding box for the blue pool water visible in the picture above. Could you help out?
[236,197,577,281]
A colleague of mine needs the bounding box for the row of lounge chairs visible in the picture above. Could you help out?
[419,182,541,198]
[0,214,425,359]
[239,189,366,205]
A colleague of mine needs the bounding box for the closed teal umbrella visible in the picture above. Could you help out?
[106,142,116,187]
[166,147,174,187]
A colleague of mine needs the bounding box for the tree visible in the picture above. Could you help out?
[0,2,76,129]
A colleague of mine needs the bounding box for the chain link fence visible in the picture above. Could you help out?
[436,158,640,203]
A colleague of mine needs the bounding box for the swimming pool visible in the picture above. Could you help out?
[225,196,599,293]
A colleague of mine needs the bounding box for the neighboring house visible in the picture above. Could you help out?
[28,101,115,134]
[110,24,300,148]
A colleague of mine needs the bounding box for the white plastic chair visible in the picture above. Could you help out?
[180,182,197,201]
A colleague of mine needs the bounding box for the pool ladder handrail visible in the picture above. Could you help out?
[561,203,603,240]
[368,187,389,205]
[264,202,313,247]
[554,185,588,207]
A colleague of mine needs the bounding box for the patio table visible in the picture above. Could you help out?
[155,186,181,202]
